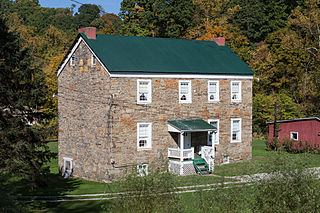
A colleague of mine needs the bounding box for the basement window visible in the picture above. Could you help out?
[63,157,73,178]
[137,164,148,176]
[70,56,75,66]
[223,155,230,164]
[290,132,298,141]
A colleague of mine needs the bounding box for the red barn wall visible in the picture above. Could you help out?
[269,120,320,146]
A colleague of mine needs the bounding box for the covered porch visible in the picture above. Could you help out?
[167,119,217,176]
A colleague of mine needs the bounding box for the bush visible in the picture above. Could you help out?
[106,167,182,213]
[252,154,320,212]
[265,138,320,154]
[193,154,320,212]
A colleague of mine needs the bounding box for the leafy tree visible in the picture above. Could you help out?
[251,0,320,116]
[0,15,54,185]
[91,13,123,35]
[226,0,297,43]
[253,93,303,134]
[75,4,101,28]
[120,0,198,38]
[187,0,252,62]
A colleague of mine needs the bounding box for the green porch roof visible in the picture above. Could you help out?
[168,119,217,132]
[80,33,254,75]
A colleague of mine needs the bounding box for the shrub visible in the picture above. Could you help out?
[251,154,320,212]
[107,166,181,213]
[266,138,320,154]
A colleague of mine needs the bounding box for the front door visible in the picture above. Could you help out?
[184,132,191,149]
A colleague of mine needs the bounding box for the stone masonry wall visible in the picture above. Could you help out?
[58,40,252,182]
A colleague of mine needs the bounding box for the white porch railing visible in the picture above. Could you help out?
[168,147,194,160]
[200,146,214,171]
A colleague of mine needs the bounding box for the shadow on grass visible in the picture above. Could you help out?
[16,173,82,196]
[28,200,113,213]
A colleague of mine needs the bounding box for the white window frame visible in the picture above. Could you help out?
[137,79,152,104]
[223,155,230,164]
[137,123,152,150]
[70,56,75,66]
[208,80,219,102]
[179,80,192,103]
[231,118,242,143]
[290,132,298,141]
[208,119,219,145]
[137,164,148,176]
[231,81,241,102]
[91,55,96,66]
[63,157,73,176]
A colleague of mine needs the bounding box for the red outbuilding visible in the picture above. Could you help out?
[268,117,320,146]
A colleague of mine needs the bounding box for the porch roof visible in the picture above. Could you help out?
[168,119,217,132]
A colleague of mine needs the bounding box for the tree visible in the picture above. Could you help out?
[120,0,198,38]
[226,0,298,43]
[0,15,54,185]
[251,0,320,116]
[75,4,101,28]
[91,13,122,35]
[186,0,252,62]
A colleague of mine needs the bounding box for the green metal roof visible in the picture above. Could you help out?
[168,119,217,132]
[80,33,254,75]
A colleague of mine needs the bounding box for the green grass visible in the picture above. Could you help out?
[20,139,320,213]
[214,140,320,176]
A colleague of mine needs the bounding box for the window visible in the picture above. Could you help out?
[70,56,75,66]
[223,155,230,164]
[91,55,96,66]
[137,164,148,176]
[208,81,219,102]
[137,123,152,150]
[231,81,241,102]
[290,132,298,141]
[208,119,219,145]
[179,80,191,103]
[137,80,152,104]
[63,157,73,178]
[231,118,242,142]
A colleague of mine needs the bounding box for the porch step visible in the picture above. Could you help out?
[193,158,210,175]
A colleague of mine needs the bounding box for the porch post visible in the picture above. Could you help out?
[211,131,216,159]
[180,132,184,162]
[211,131,216,171]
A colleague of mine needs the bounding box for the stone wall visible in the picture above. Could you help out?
[58,40,252,182]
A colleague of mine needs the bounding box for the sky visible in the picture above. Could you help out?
[39,0,123,15]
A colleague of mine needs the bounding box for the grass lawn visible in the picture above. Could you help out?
[214,139,320,176]
[18,141,231,197]
[20,140,320,197]
[21,139,320,212]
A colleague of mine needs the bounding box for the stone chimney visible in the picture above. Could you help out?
[211,37,225,46]
[78,27,96,39]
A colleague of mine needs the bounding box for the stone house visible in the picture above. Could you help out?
[57,27,254,181]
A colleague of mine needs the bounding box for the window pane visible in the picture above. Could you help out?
[232,82,239,92]
[180,82,189,94]
[139,124,149,137]
[209,83,217,93]
[233,120,240,131]
[210,121,217,128]
[139,82,149,93]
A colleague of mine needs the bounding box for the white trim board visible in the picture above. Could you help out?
[109,73,253,79]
